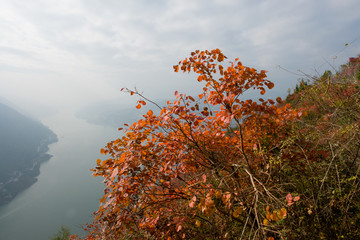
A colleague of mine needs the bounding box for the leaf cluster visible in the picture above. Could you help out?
[73,51,360,240]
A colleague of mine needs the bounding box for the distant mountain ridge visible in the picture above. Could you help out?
[0,102,58,205]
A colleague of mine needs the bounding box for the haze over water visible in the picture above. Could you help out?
[0,110,120,240]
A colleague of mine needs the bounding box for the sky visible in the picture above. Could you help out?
[0,0,359,118]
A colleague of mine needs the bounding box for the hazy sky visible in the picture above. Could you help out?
[0,0,359,117]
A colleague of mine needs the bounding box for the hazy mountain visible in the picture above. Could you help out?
[76,99,219,128]
[76,100,166,128]
[0,102,58,205]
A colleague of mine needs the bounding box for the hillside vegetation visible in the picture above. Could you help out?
[71,50,359,240]
[0,103,58,205]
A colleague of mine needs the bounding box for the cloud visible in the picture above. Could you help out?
[0,0,359,116]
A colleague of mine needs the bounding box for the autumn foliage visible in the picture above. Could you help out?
[76,50,360,239]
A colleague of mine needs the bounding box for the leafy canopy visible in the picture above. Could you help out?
[77,49,301,240]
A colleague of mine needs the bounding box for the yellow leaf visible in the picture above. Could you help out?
[270,213,280,221]
[195,220,201,227]
[263,219,269,225]
[280,208,287,218]
[215,191,222,198]
[232,206,243,218]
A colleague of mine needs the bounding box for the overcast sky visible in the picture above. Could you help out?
[0,0,359,118]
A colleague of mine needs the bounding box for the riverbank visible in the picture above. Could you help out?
[0,133,58,206]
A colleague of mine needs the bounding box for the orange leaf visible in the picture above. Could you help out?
[267,82,274,89]
[119,153,126,163]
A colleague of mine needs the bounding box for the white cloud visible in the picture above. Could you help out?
[0,0,359,116]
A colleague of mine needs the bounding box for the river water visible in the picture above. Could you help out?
[0,109,121,240]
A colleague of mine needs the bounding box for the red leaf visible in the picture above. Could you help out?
[286,193,293,202]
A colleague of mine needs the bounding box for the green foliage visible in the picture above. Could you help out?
[277,55,360,239]
[50,225,71,240]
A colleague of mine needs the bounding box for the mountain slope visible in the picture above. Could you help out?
[0,102,58,205]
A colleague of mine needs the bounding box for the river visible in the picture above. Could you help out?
[0,109,121,240]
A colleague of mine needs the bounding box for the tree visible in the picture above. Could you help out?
[67,51,360,240]
[51,225,71,240]
[77,49,303,240]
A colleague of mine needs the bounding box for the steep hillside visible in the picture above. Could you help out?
[277,55,360,239]
[0,102,58,205]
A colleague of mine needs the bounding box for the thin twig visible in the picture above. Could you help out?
[244,168,265,238]
[124,88,163,110]
[316,143,337,205]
